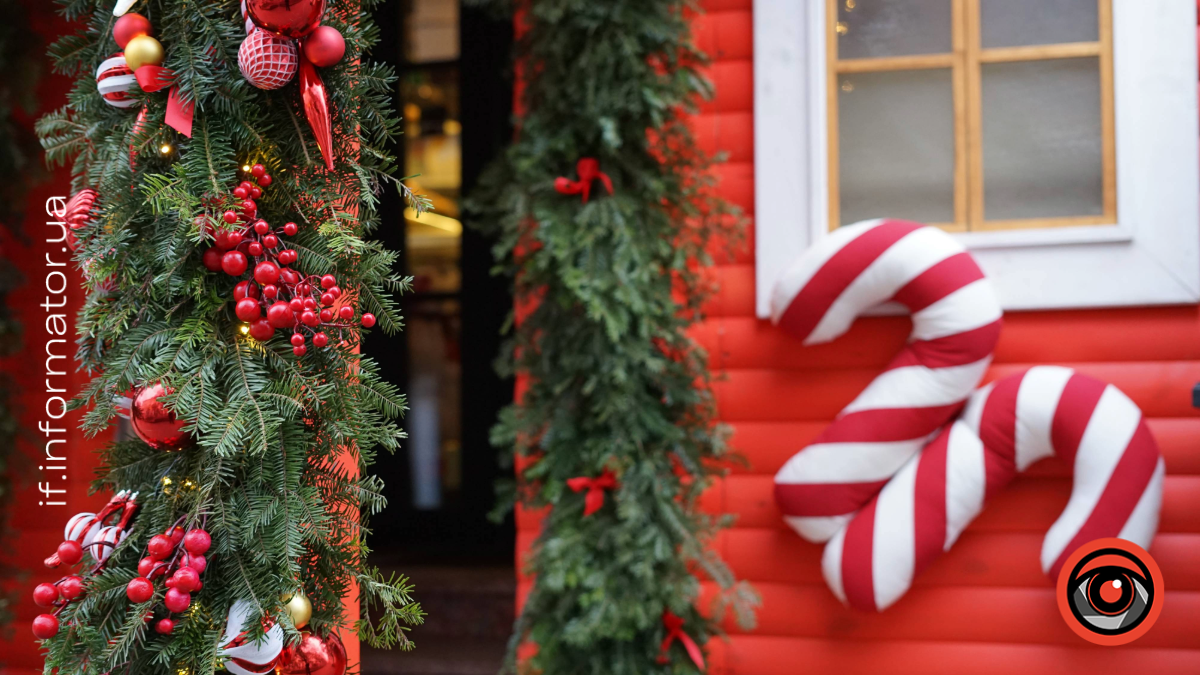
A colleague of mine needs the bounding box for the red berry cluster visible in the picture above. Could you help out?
[199,163,377,355]
[125,522,212,636]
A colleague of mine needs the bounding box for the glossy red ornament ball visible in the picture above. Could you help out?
[268,302,295,330]
[32,614,59,640]
[164,587,191,613]
[59,576,84,600]
[302,26,345,67]
[171,567,200,592]
[254,261,281,285]
[183,529,212,555]
[203,247,224,272]
[57,540,84,566]
[254,220,270,235]
[283,222,298,236]
[222,250,249,276]
[185,553,207,574]
[33,583,59,607]
[247,0,326,39]
[320,274,336,289]
[312,332,328,348]
[236,298,262,322]
[290,333,306,347]
[293,345,307,356]
[147,534,175,560]
[235,280,260,301]
[113,13,152,49]
[275,631,347,675]
[131,384,191,451]
[127,577,154,603]
[249,318,274,341]
[239,28,299,90]
[338,305,354,320]
[360,313,376,328]
[155,618,175,635]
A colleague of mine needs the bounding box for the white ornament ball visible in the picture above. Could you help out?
[96,54,138,109]
[238,28,299,90]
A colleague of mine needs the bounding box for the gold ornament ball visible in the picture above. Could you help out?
[282,593,313,629]
[124,35,164,70]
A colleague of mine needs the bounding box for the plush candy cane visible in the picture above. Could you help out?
[770,219,1003,541]
[825,367,1165,611]
[219,599,285,675]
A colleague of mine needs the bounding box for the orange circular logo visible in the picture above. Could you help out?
[1056,538,1164,646]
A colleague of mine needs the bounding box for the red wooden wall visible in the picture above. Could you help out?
[514,0,1200,671]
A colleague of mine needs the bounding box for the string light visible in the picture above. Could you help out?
[242,164,252,173]
[836,21,849,35]
[159,143,173,155]
[240,323,251,335]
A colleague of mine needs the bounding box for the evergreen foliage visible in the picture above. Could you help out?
[34,1,422,672]
[469,1,758,672]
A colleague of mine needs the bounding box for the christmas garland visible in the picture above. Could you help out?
[470,1,757,672]
[33,1,421,673]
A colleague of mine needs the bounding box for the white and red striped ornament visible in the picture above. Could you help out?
[771,219,1165,612]
[240,0,256,34]
[63,188,98,251]
[96,53,138,109]
[219,599,285,675]
[238,28,299,90]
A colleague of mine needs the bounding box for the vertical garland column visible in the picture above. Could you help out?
[472,1,756,672]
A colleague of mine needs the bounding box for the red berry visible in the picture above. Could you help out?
[290,333,306,347]
[147,534,174,560]
[262,284,279,299]
[167,526,186,544]
[361,313,376,328]
[320,308,335,322]
[293,345,307,357]
[236,298,261,322]
[185,553,207,574]
[288,298,305,313]
[300,310,318,326]
[223,210,238,224]
[312,333,329,347]
[57,540,83,566]
[165,574,176,589]
[254,220,270,235]
[59,576,83,600]
[234,280,259,301]
[297,283,312,295]
[281,268,300,285]
[32,614,59,639]
[248,242,264,257]
[320,274,337,289]
[320,293,334,307]
[138,556,156,577]
[171,567,200,593]
[263,234,280,249]
[164,588,191,613]
[239,181,253,192]
[254,261,281,286]
[202,247,224,272]
[233,186,248,200]
[222,250,248,276]
[155,618,175,635]
[249,318,274,341]
[338,306,354,320]
[283,222,298,236]
[183,529,212,555]
[257,174,273,187]
[328,286,341,299]
[194,579,203,591]
[33,583,59,607]
[126,577,154,603]
[251,163,266,177]
[303,297,317,310]
[214,229,241,250]
[268,302,295,329]
[250,186,263,199]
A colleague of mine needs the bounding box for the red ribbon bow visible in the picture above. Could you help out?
[554,157,614,204]
[565,468,617,517]
[657,610,705,670]
[134,65,194,138]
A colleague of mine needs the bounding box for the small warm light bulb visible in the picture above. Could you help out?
[242,164,252,173]
[240,323,251,335]
[161,476,172,485]
[160,144,172,154]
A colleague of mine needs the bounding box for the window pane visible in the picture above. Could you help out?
[836,0,953,59]
[405,0,459,62]
[838,69,956,226]
[981,58,1104,221]
[980,0,1099,49]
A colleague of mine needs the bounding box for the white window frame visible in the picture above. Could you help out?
[753,0,1200,318]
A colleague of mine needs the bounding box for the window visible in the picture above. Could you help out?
[754,0,1199,315]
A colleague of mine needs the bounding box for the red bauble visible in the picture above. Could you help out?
[222,250,249,276]
[96,53,137,109]
[164,587,191,613]
[127,577,154,603]
[236,297,262,322]
[238,28,299,90]
[33,583,59,607]
[171,567,200,592]
[113,13,152,49]
[147,534,175,560]
[360,313,376,328]
[64,188,99,251]
[57,540,84,566]
[203,247,224,272]
[254,261,281,285]
[267,301,295,329]
[249,318,275,341]
[302,26,345,67]
[32,614,59,640]
[247,0,326,39]
[276,632,347,675]
[155,618,175,635]
[312,332,328,348]
[183,529,212,555]
[283,222,298,236]
[131,384,191,451]
[59,576,84,600]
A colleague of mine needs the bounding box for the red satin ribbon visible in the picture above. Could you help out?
[554,157,614,204]
[134,65,194,138]
[565,468,617,517]
[656,610,705,670]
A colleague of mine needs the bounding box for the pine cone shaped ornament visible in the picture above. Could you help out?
[238,28,299,90]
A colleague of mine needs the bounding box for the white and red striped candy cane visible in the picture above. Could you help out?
[770,219,1003,541]
[825,366,1165,611]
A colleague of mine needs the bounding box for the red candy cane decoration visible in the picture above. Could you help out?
[771,220,1165,612]
[770,219,1003,541]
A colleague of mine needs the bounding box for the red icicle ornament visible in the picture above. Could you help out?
[299,55,334,170]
